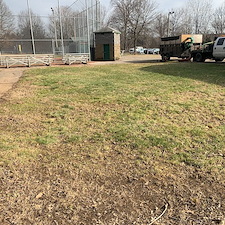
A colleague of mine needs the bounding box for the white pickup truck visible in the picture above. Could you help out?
[192,37,225,62]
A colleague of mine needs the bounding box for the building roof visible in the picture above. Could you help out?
[94,27,121,34]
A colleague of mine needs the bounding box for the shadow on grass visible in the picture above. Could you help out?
[124,59,160,64]
[140,61,225,87]
[123,58,178,64]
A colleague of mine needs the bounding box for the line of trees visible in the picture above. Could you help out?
[0,0,15,50]
[0,0,101,41]
[0,1,79,41]
[107,0,225,50]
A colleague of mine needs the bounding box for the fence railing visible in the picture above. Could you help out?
[0,53,91,68]
[62,53,90,65]
[0,55,54,68]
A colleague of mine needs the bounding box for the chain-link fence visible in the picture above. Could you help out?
[0,0,102,57]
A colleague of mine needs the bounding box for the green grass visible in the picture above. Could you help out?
[0,62,225,173]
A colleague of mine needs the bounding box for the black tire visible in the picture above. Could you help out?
[161,54,170,61]
[165,54,170,61]
[195,53,205,62]
[192,55,197,62]
[161,54,165,61]
[215,58,224,62]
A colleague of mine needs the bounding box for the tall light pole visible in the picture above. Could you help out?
[51,7,58,50]
[96,0,100,31]
[73,17,76,40]
[27,0,36,54]
[58,0,64,56]
[167,11,174,37]
[85,0,91,57]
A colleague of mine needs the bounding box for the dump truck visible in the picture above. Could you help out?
[160,34,225,62]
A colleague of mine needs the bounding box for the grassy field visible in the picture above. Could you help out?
[1,62,225,224]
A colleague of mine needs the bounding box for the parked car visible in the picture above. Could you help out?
[129,46,144,54]
[146,48,160,54]
[153,48,160,54]
[147,48,154,54]
[129,48,134,53]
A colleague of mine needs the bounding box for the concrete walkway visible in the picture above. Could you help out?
[0,68,25,98]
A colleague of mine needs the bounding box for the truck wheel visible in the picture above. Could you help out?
[161,55,166,62]
[193,55,197,62]
[195,53,205,62]
[215,58,224,62]
[161,54,170,62]
[165,54,171,61]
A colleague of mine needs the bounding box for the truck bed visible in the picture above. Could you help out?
[160,34,203,60]
[160,43,183,58]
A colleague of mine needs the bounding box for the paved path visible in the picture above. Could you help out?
[89,54,161,65]
[0,68,26,98]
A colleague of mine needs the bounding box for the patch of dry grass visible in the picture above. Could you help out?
[0,62,225,224]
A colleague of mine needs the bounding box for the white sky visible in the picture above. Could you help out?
[5,0,225,16]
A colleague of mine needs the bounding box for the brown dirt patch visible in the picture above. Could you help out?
[1,158,225,225]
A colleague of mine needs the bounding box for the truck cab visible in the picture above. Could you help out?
[213,37,225,61]
[192,36,225,62]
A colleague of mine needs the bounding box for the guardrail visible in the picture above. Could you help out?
[0,55,54,68]
[62,53,90,65]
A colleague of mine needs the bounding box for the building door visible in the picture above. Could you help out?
[104,44,110,60]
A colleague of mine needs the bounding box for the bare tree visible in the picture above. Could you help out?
[211,1,225,34]
[60,6,77,39]
[108,0,158,51]
[154,13,168,37]
[185,0,212,34]
[169,8,192,35]
[99,4,107,27]
[128,0,158,52]
[0,0,14,37]
[153,8,195,38]
[0,0,14,51]
[109,0,133,50]
[17,10,46,39]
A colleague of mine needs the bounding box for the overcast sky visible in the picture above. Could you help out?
[5,0,225,16]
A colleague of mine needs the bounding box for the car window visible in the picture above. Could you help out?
[216,38,225,46]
